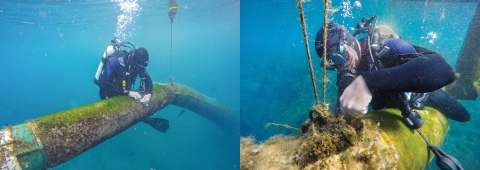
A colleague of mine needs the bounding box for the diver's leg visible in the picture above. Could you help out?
[425,89,471,122]
[100,88,107,100]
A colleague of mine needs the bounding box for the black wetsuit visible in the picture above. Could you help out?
[337,38,470,122]
[99,52,153,100]
[357,38,455,109]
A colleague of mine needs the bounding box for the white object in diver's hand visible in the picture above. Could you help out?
[339,75,372,117]
[128,91,142,101]
[140,94,151,106]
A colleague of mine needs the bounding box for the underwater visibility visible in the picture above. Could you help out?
[1,0,239,169]
[2,0,480,169]
[241,0,480,169]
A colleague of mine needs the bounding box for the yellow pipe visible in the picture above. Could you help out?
[240,107,449,169]
[360,107,449,169]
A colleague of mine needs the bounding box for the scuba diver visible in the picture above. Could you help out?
[94,37,152,104]
[93,37,169,133]
[314,17,471,129]
[315,17,469,170]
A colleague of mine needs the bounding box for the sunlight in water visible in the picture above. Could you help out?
[421,31,438,44]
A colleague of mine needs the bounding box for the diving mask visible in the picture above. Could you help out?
[322,53,347,70]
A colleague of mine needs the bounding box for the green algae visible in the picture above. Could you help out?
[35,96,131,129]
[361,107,449,170]
[31,83,174,167]
[151,83,169,99]
[35,83,170,132]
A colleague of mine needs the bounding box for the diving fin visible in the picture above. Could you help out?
[142,118,170,133]
[425,89,471,122]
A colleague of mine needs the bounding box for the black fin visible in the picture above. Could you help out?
[426,89,471,122]
[142,118,170,133]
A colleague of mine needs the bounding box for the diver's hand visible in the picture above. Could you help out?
[339,75,372,117]
[128,91,142,101]
[140,94,151,106]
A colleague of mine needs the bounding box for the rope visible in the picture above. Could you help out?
[296,0,320,106]
[170,19,173,83]
[321,0,329,107]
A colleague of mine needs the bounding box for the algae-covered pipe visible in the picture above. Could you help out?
[169,83,237,131]
[0,82,238,169]
[240,107,449,169]
[360,107,449,170]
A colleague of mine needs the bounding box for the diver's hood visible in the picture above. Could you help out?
[315,23,359,59]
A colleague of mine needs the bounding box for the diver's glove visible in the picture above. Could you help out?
[128,91,142,101]
[339,75,372,117]
[140,94,151,106]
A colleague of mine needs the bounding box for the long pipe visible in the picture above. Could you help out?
[0,82,238,169]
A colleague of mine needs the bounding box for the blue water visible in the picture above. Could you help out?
[2,0,480,169]
[241,0,480,169]
[0,0,239,169]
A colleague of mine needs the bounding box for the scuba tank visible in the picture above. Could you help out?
[94,37,136,86]
[94,45,118,86]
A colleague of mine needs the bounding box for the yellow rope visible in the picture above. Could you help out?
[322,0,329,107]
[296,0,320,106]
[170,20,173,83]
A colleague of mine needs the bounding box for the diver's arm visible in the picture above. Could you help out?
[104,77,141,100]
[138,70,153,94]
[340,75,372,117]
[361,52,455,93]
[137,70,153,106]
